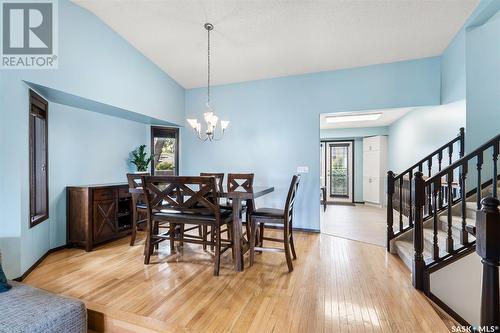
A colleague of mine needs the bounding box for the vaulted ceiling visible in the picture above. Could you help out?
[73,0,479,88]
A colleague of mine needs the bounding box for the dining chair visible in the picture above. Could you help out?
[200,173,225,250]
[141,175,233,276]
[126,173,150,246]
[249,174,300,272]
[227,173,254,243]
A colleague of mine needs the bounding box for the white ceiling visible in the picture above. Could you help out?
[320,107,415,129]
[73,0,479,89]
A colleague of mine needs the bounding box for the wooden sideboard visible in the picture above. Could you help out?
[67,183,132,251]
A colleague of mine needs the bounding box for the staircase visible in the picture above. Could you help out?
[386,128,500,328]
[392,180,499,270]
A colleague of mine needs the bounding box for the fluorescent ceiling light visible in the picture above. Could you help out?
[326,113,382,123]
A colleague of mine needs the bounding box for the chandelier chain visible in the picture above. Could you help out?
[207,25,211,105]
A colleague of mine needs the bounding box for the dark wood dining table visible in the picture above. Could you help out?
[130,184,275,272]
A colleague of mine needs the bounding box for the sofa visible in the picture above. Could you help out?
[0,252,87,333]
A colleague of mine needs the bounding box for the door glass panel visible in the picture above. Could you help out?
[329,144,349,197]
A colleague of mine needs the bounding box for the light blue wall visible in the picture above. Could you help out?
[0,0,185,278]
[183,58,441,231]
[465,12,500,152]
[48,103,149,248]
[441,29,466,104]
[388,101,466,172]
[440,0,498,105]
[320,127,389,202]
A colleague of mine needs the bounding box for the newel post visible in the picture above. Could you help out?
[387,171,395,252]
[476,196,500,329]
[412,172,426,290]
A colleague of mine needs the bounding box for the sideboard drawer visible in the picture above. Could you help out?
[93,188,116,201]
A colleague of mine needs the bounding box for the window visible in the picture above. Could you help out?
[151,127,179,175]
[29,90,49,228]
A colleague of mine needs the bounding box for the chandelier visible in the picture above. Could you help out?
[187,23,229,142]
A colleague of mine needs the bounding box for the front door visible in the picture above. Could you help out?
[325,142,353,203]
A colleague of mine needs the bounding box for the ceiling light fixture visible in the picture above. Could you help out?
[326,113,382,123]
[187,23,229,142]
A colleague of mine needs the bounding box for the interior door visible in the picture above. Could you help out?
[325,142,353,203]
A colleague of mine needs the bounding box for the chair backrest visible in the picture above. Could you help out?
[284,175,301,226]
[127,172,150,204]
[141,175,220,217]
[200,173,224,194]
[227,173,254,211]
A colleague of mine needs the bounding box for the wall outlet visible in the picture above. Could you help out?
[297,166,309,173]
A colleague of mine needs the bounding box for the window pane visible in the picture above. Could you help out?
[29,90,48,227]
[153,137,176,175]
[151,127,178,176]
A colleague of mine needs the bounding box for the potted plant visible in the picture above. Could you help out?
[130,145,153,172]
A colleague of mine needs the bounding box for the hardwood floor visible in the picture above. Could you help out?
[320,204,387,247]
[24,230,449,333]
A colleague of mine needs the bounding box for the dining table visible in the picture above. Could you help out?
[130,182,275,272]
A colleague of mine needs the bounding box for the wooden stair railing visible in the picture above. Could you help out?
[387,127,465,251]
[413,132,499,291]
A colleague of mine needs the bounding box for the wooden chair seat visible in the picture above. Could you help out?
[252,208,284,220]
[154,208,233,223]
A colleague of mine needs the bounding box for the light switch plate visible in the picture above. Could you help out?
[297,166,309,173]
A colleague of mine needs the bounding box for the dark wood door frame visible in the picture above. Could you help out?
[320,139,355,203]
[150,126,180,176]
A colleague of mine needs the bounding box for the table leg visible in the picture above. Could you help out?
[232,198,244,271]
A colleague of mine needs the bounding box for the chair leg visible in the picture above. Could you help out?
[179,224,185,247]
[169,223,176,253]
[154,223,159,250]
[214,226,221,276]
[259,223,264,247]
[284,239,294,272]
[203,225,207,251]
[289,230,297,260]
[144,220,153,264]
[249,217,257,267]
[210,226,215,251]
[130,207,138,246]
[227,223,234,261]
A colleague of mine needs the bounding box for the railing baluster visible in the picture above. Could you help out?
[459,127,465,158]
[493,143,498,198]
[460,163,468,245]
[432,180,440,260]
[412,172,425,291]
[477,152,484,210]
[448,144,453,166]
[399,177,403,230]
[446,171,454,253]
[387,171,394,251]
[409,170,413,227]
[427,157,433,215]
[438,151,443,209]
